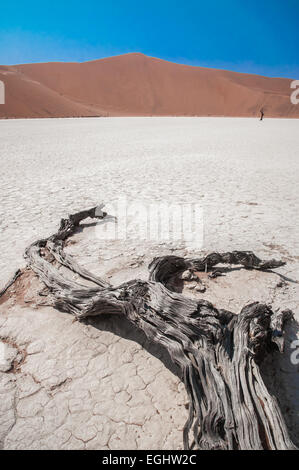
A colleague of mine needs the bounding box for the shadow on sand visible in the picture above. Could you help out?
[84,311,299,446]
[69,220,298,446]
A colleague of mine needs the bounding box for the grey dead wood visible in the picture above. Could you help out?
[1,206,297,450]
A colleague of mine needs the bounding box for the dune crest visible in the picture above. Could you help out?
[0,53,298,118]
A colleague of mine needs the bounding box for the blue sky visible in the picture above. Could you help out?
[0,0,298,78]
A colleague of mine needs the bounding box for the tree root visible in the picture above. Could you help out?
[0,269,22,297]
[1,205,297,450]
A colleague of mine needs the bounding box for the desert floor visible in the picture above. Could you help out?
[0,117,298,449]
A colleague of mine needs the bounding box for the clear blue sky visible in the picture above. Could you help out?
[0,0,298,78]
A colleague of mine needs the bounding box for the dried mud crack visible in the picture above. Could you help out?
[0,205,297,450]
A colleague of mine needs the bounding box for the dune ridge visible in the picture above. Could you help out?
[0,53,298,119]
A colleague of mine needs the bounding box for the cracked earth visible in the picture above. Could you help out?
[0,117,298,449]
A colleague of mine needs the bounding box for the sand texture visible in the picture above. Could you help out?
[1,53,299,119]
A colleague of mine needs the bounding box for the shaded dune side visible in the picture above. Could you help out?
[1,53,298,118]
[0,67,104,119]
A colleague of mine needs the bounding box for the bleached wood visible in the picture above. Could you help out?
[2,206,296,450]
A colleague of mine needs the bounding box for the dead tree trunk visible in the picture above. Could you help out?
[2,206,297,450]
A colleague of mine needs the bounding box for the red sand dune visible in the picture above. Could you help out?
[0,53,298,119]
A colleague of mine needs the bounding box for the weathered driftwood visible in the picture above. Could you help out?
[2,205,297,450]
[0,269,22,297]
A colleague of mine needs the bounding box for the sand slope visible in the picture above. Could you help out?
[0,53,298,118]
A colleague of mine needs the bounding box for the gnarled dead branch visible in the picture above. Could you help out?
[1,205,297,450]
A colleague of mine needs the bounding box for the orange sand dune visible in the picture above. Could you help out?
[0,53,298,119]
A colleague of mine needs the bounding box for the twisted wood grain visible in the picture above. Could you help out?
[2,206,296,450]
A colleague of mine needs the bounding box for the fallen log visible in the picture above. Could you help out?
[1,205,297,450]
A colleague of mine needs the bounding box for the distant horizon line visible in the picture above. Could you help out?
[1,52,297,81]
